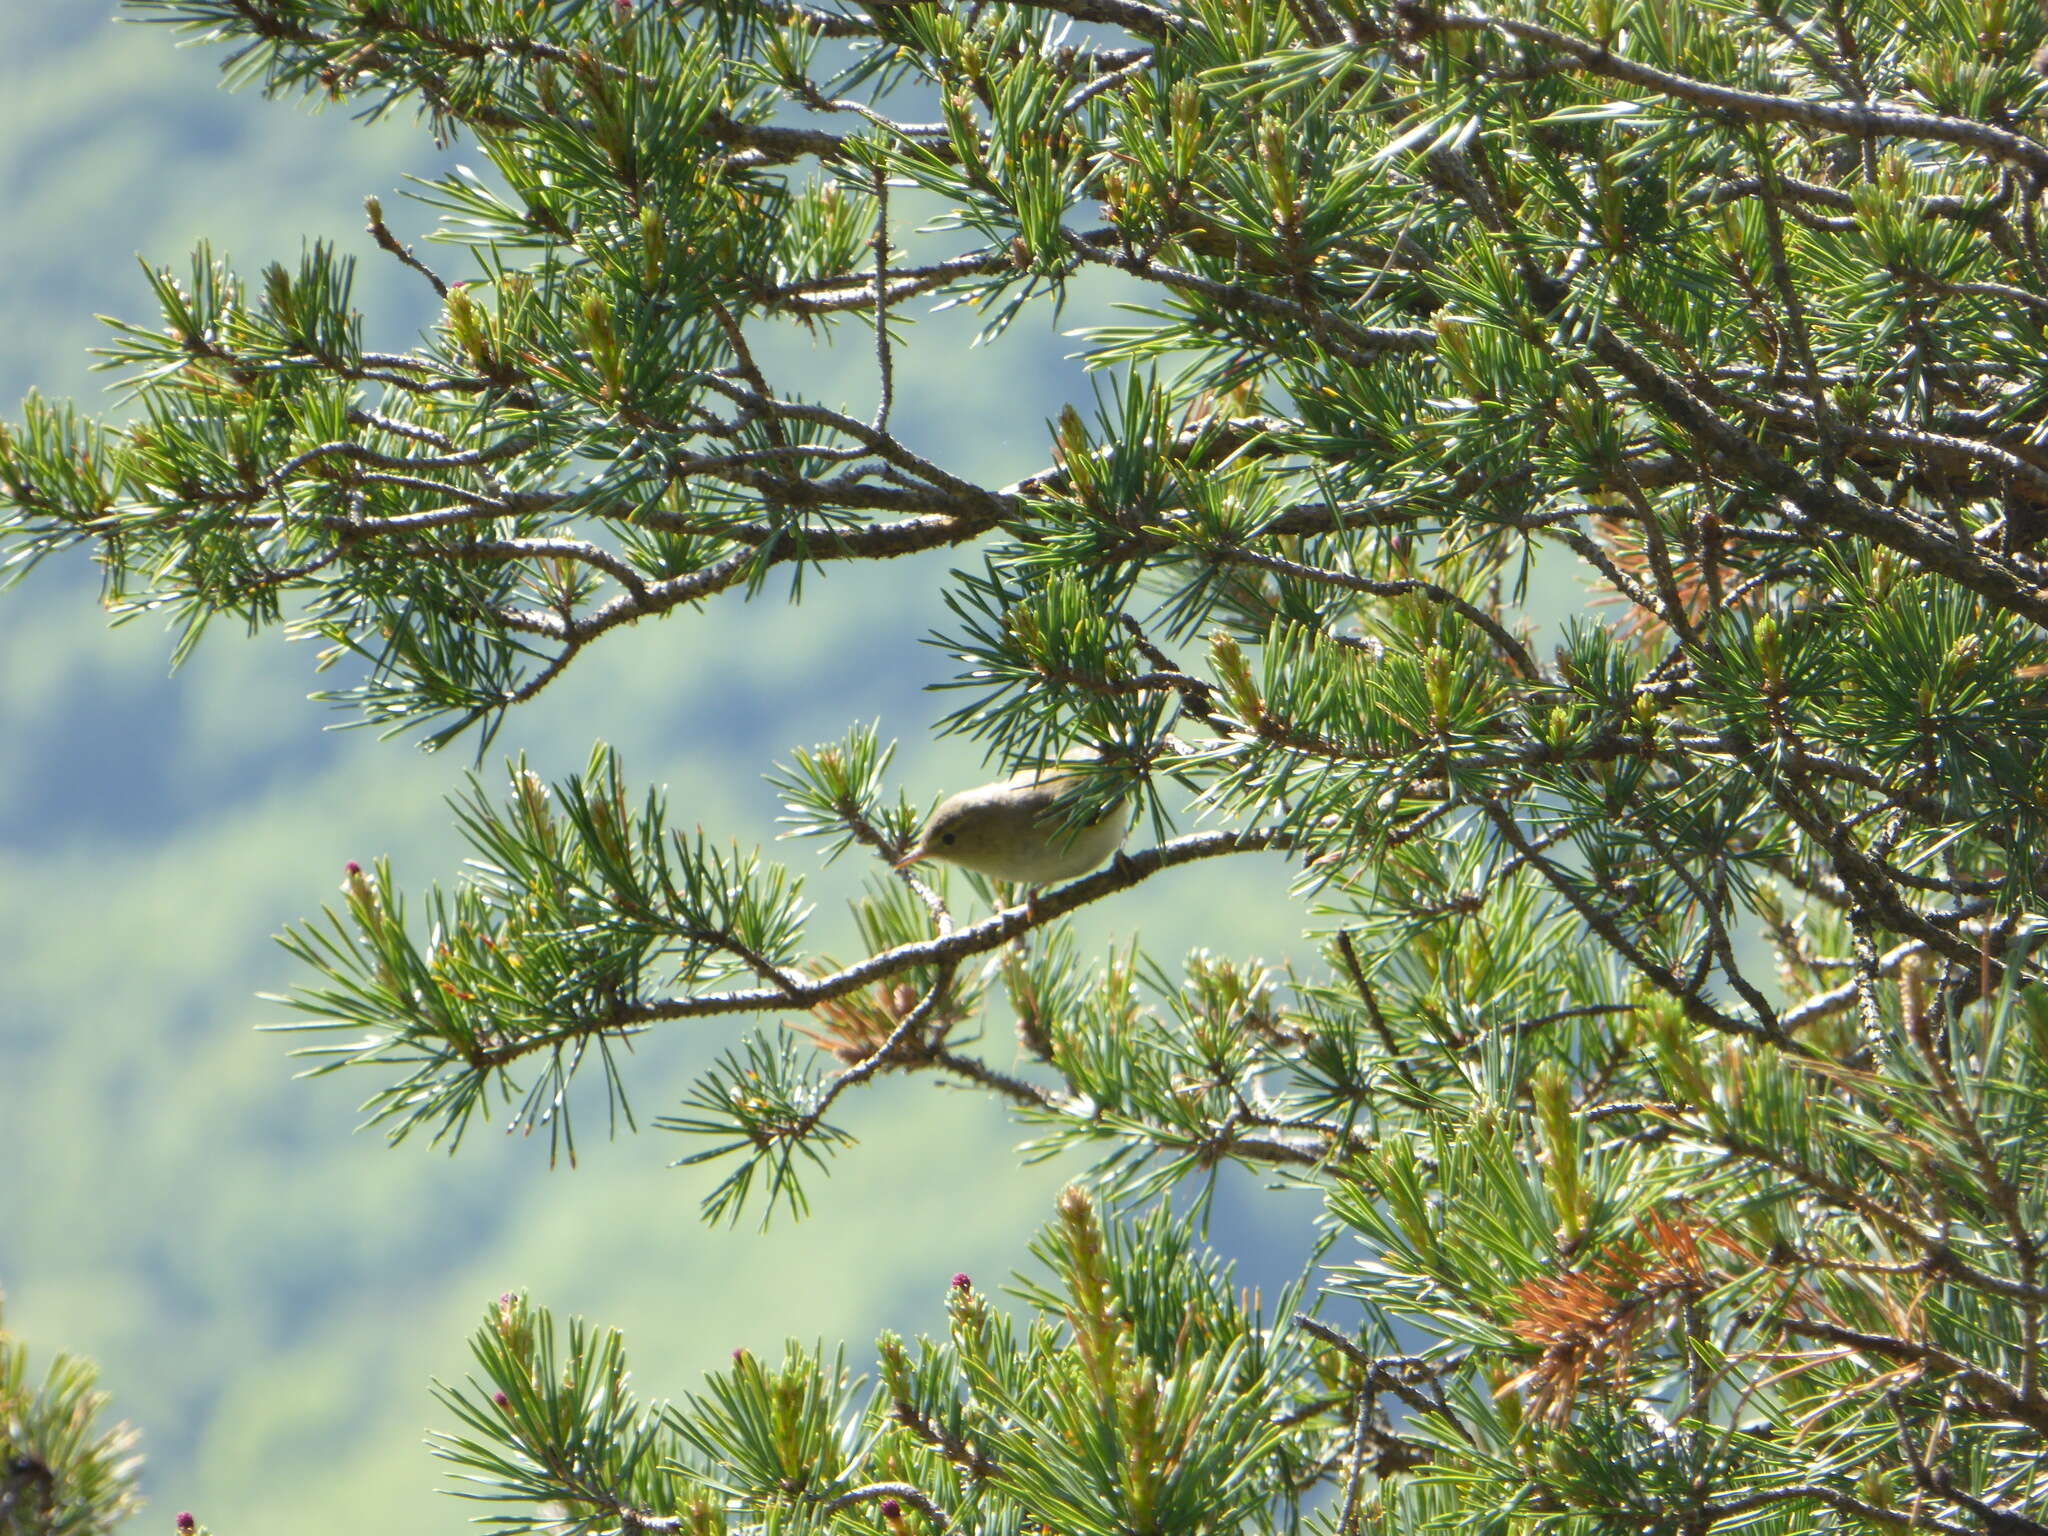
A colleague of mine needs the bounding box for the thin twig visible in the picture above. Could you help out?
[364,196,448,298]
[869,166,895,436]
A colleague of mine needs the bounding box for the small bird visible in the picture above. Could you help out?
[894,768,1131,886]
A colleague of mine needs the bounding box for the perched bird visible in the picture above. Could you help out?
[894,768,1131,886]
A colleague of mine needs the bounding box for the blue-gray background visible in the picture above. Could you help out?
[0,11,1316,1536]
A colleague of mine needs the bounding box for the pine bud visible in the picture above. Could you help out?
[1532,1061,1584,1243]
[947,1274,991,1351]
[1209,632,1260,724]
[877,1332,912,1390]
[1168,80,1200,180]
[1431,314,1483,395]
[1257,115,1288,191]
[1751,612,1782,694]
[640,207,669,289]
[1052,403,1090,470]
[341,862,379,926]
[1645,997,1714,1114]
[581,291,620,362]
[1422,646,1453,726]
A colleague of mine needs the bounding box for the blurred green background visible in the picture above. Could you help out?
[0,10,1315,1536]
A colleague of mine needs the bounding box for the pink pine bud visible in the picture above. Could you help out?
[493,1391,511,1409]
[176,1516,196,1534]
[878,1500,901,1519]
[951,1273,971,1290]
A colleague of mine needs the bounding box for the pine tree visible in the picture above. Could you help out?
[9,0,2048,1531]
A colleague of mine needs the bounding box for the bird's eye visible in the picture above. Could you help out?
[941,832,956,845]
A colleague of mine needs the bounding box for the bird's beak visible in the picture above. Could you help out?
[892,847,928,872]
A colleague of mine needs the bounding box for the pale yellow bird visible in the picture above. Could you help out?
[894,768,1131,885]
